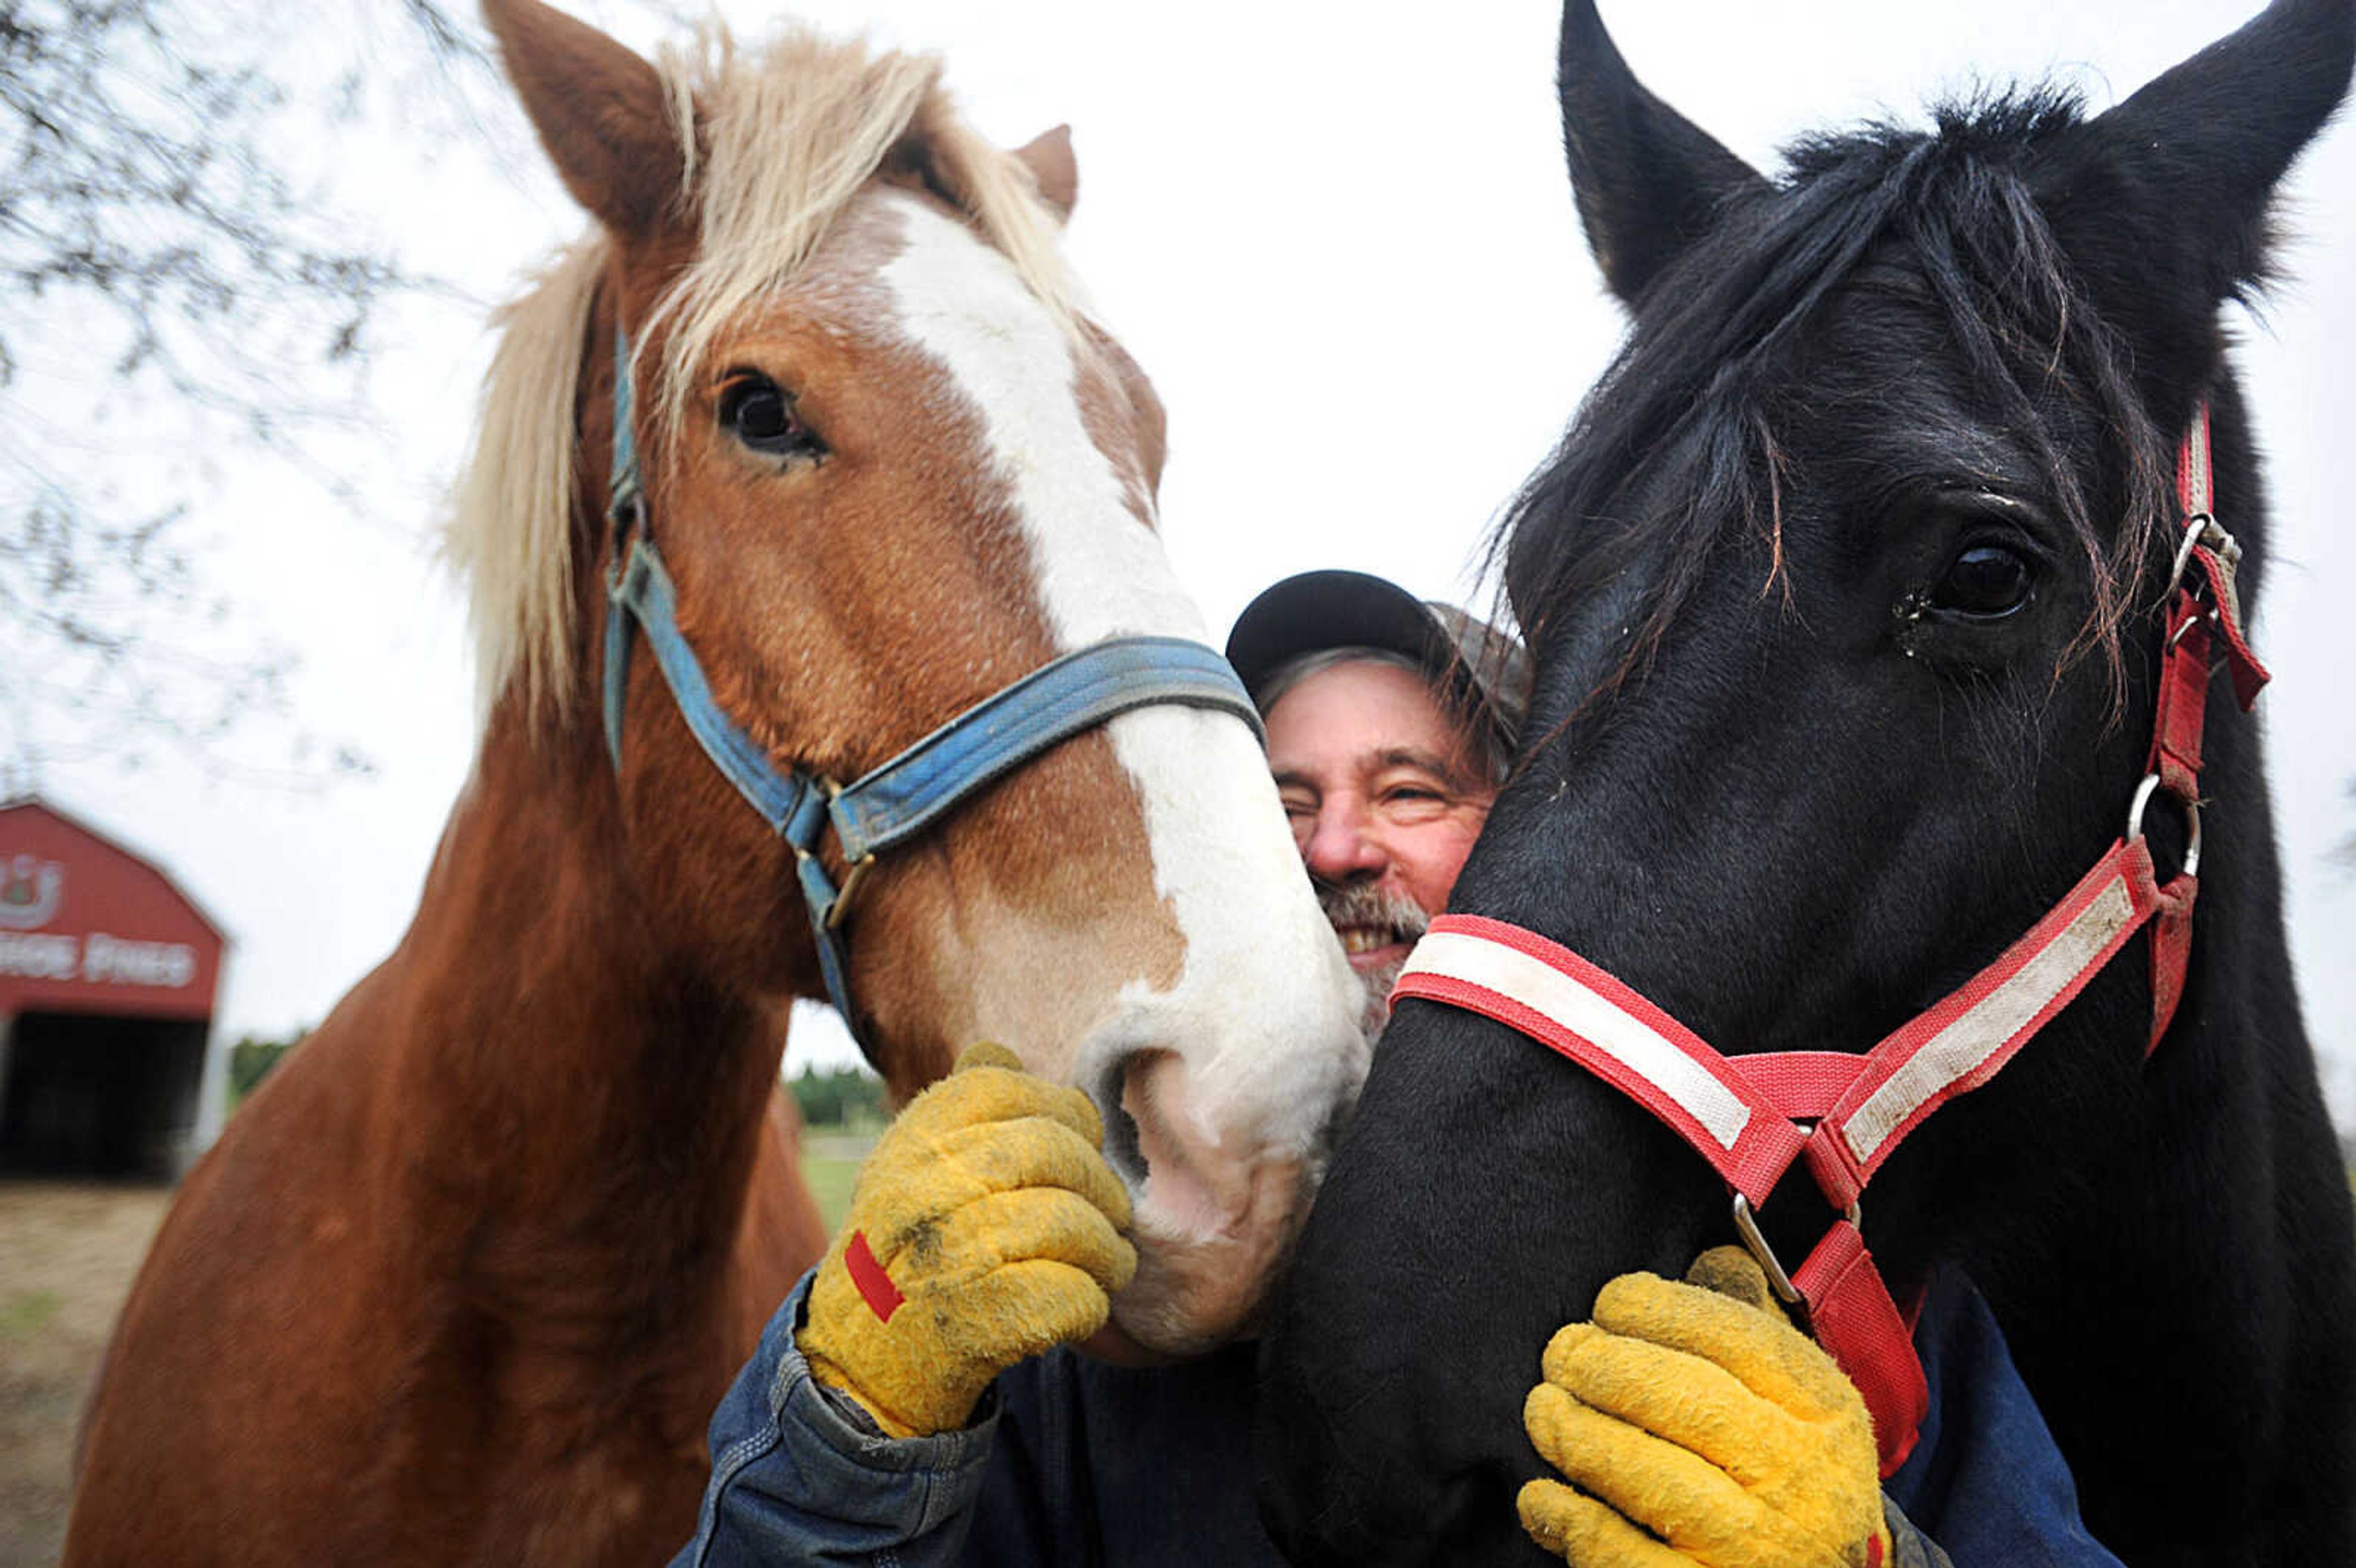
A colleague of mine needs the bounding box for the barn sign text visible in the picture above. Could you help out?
[0,929,200,990]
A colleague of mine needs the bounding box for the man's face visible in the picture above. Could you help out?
[1265,659,1495,1034]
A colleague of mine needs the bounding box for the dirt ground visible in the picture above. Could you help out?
[0,1181,172,1568]
[0,1145,866,1568]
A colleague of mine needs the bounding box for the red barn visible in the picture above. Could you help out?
[0,797,229,1176]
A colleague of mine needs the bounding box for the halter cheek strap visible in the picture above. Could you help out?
[1393,403,2267,1476]
[596,329,1265,1057]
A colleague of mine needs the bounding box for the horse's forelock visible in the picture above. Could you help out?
[647,21,1091,444]
[1502,90,2175,734]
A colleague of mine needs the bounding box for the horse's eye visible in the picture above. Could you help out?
[1930,544,2032,618]
[718,374,823,459]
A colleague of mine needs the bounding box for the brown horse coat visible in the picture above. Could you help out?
[63,4,1366,1563]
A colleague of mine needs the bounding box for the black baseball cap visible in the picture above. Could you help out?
[1223,570,1530,752]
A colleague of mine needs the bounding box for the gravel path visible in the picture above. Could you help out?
[0,1182,172,1568]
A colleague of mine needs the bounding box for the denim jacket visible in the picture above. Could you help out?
[671,1267,2122,1567]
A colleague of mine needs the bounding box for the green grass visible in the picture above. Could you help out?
[800,1131,876,1234]
[0,1289,61,1339]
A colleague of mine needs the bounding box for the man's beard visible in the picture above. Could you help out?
[1317,880,1432,1040]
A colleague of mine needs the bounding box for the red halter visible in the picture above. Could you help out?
[1392,405,2268,1476]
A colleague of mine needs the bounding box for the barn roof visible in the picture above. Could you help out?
[0,796,232,947]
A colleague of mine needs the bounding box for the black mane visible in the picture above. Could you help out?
[1500,87,2174,718]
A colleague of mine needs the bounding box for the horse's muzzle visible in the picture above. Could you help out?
[1090,1047,1328,1356]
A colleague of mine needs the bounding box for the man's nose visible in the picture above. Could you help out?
[1302,802,1387,883]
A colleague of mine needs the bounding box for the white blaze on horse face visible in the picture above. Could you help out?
[876,193,1367,1348]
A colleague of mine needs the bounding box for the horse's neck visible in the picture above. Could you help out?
[1994,731,2356,1561]
[375,702,789,1330]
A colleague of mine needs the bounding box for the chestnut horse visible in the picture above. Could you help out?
[1262,1,2356,1564]
[64,4,1365,1564]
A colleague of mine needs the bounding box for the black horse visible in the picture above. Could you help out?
[1258,2,2356,1564]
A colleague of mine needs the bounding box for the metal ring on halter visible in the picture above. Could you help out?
[826,854,876,931]
[2165,610,2212,654]
[1731,1193,1805,1306]
[814,777,877,931]
[2127,772,2204,878]
[2158,510,2214,595]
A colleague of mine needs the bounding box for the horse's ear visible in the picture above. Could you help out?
[1013,125,1078,223]
[2034,0,2355,369]
[1557,0,1768,305]
[483,0,684,240]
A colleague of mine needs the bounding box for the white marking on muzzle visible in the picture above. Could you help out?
[876,193,1365,1182]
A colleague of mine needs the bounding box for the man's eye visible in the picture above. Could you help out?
[1381,784,1447,809]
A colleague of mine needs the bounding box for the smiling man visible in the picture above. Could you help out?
[1224,569,1528,1037]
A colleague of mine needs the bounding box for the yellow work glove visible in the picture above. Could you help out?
[1519,1247,1893,1568]
[796,1042,1136,1438]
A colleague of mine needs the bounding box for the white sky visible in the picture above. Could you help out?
[28,0,2355,1120]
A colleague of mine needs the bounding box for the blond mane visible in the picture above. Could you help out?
[445,19,1088,721]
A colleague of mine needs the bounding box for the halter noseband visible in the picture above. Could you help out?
[1392,402,2267,1476]
[598,329,1265,1059]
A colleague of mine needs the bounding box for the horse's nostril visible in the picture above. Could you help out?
[1107,1048,1260,1239]
[1109,1048,1191,1201]
[1096,1053,1149,1190]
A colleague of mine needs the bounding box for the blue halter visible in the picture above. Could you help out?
[597,330,1265,1056]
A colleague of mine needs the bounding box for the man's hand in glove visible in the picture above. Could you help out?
[1518,1247,1895,1568]
[796,1042,1136,1438]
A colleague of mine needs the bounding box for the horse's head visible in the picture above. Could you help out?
[1258,1,2354,1559]
[458,0,1366,1357]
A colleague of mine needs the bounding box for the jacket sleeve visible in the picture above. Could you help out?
[669,1269,1001,1568]
[1884,1494,1955,1568]
[1884,1269,2126,1568]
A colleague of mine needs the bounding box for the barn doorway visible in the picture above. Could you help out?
[1,797,232,1179]
[0,1011,210,1177]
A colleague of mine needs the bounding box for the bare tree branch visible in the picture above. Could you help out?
[0,0,494,790]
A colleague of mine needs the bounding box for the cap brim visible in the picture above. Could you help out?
[1223,571,1459,703]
